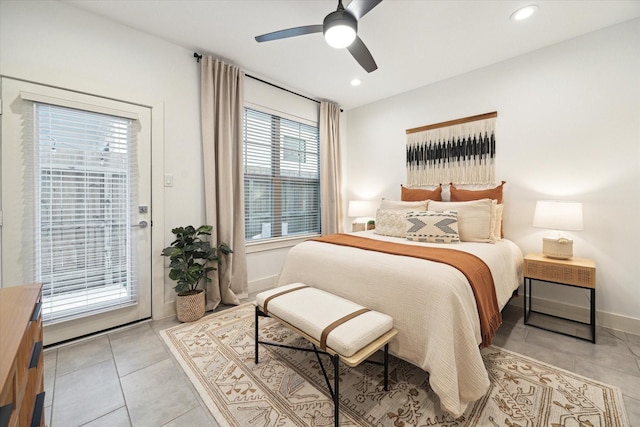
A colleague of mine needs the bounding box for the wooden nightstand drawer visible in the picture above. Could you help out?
[524,253,595,288]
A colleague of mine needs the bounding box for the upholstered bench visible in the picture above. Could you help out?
[254,283,397,427]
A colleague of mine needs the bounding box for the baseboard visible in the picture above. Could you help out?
[508,296,640,336]
[248,275,278,295]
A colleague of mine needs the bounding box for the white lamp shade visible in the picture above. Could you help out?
[533,200,583,231]
[348,200,377,218]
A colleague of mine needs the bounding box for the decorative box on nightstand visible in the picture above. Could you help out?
[523,253,596,343]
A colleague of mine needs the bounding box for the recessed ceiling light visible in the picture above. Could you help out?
[350,78,362,86]
[511,4,538,21]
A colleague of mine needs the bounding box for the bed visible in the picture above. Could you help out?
[275,228,523,417]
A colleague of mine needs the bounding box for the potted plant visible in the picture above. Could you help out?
[161,225,232,322]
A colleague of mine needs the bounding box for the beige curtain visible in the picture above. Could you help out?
[200,56,248,309]
[319,102,343,235]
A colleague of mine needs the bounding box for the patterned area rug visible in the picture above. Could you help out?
[160,303,629,427]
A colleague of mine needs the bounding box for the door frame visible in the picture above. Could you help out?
[0,76,172,344]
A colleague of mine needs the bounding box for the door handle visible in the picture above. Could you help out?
[133,220,148,229]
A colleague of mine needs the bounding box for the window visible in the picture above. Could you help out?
[243,108,320,241]
[34,103,138,322]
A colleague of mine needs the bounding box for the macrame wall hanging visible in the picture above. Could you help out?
[405,111,497,186]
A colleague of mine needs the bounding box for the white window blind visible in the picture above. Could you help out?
[243,108,320,241]
[33,102,138,323]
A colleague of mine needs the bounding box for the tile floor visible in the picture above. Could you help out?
[43,301,640,426]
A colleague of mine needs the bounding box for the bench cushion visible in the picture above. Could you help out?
[256,283,393,357]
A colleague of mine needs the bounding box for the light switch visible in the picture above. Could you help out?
[164,174,174,187]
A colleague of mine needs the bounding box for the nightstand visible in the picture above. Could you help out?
[523,253,596,343]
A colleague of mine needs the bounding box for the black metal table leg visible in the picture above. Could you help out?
[333,354,339,427]
[524,276,596,343]
[524,277,530,323]
[590,288,596,343]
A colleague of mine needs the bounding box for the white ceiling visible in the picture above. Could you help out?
[63,0,640,110]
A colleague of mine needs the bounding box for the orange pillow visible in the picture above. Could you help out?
[450,181,506,203]
[401,184,442,201]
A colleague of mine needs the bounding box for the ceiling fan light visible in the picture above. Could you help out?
[323,10,357,48]
[325,25,356,48]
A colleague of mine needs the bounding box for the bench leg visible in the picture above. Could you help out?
[253,304,393,426]
[312,345,333,395]
[254,305,259,364]
[333,354,339,427]
[384,343,389,391]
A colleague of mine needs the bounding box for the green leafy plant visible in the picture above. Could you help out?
[161,225,232,295]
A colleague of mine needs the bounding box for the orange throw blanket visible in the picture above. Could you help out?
[311,233,501,347]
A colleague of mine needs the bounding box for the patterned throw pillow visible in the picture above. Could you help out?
[406,210,460,243]
[374,209,413,238]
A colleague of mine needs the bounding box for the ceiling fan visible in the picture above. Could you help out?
[255,0,382,73]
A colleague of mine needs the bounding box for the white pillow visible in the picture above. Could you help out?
[492,203,504,241]
[406,210,460,243]
[374,209,411,238]
[379,199,428,211]
[428,199,497,243]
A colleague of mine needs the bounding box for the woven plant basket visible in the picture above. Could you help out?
[176,290,205,322]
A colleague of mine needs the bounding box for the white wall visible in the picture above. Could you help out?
[345,19,640,333]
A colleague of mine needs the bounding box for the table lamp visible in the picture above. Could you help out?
[533,200,583,259]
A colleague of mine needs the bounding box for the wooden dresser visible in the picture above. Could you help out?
[0,284,45,427]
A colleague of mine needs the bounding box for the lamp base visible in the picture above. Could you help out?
[542,237,573,259]
[351,221,365,232]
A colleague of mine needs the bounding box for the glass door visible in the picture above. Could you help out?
[1,78,152,345]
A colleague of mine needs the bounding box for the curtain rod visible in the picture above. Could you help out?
[194,52,334,109]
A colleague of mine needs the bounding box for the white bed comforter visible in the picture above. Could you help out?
[275,230,523,417]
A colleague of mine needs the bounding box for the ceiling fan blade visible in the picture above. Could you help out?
[346,0,382,20]
[347,36,378,73]
[255,25,323,42]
